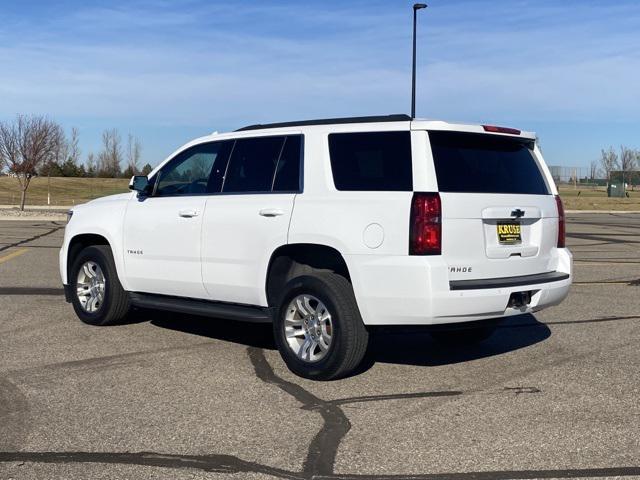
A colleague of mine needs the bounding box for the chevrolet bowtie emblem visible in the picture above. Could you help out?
[511,209,525,218]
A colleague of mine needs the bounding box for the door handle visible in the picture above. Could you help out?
[259,208,285,217]
[179,209,199,218]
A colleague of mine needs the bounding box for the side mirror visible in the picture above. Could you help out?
[129,175,150,193]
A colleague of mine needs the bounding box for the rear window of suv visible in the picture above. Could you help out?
[429,131,550,195]
[328,131,412,191]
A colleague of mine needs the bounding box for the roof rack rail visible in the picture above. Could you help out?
[235,114,411,132]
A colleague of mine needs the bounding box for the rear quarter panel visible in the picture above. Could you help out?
[287,126,414,256]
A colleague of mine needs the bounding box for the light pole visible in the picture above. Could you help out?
[412,3,427,119]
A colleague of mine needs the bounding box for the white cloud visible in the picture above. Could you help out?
[0,0,638,165]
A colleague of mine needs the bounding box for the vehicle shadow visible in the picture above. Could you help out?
[363,313,551,369]
[144,309,549,371]
[146,309,276,350]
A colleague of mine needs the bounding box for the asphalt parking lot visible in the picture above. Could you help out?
[0,214,639,480]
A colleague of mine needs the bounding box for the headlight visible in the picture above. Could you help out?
[67,210,74,223]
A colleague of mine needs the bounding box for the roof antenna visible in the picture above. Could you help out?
[411,3,427,119]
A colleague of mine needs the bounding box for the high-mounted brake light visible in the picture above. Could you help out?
[555,195,565,248]
[482,125,521,135]
[410,192,441,255]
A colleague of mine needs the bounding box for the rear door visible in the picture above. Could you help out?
[201,134,302,306]
[428,130,559,282]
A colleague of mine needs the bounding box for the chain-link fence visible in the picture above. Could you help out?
[549,166,640,193]
[548,166,601,185]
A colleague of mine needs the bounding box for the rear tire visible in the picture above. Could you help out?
[69,245,131,326]
[273,272,368,380]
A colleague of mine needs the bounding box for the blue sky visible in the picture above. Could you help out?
[1,0,638,169]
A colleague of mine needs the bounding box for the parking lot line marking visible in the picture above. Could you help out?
[0,248,29,264]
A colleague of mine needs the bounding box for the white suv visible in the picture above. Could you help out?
[60,114,572,380]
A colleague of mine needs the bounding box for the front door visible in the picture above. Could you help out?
[123,140,232,298]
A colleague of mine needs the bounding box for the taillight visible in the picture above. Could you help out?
[410,192,441,255]
[482,125,521,135]
[555,195,565,248]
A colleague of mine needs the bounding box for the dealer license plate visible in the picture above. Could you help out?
[497,221,521,244]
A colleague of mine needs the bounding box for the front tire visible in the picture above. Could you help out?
[70,245,130,326]
[273,272,368,380]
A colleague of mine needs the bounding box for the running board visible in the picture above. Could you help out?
[129,292,272,323]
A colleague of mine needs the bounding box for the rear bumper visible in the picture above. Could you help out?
[346,248,572,326]
[449,271,569,291]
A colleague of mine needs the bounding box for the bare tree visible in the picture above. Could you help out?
[68,127,80,164]
[57,127,86,177]
[125,133,142,176]
[98,128,122,177]
[86,152,96,177]
[38,123,66,176]
[0,121,19,180]
[589,160,600,180]
[52,125,68,166]
[0,115,62,210]
[620,145,637,174]
[600,146,619,181]
[46,124,66,204]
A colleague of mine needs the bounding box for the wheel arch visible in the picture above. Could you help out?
[66,233,120,286]
[264,243,352,307]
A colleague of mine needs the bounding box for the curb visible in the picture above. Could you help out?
[566,210,640,214]
[0,205,73,212]
[0,215,67,222]
[0,205,71,211]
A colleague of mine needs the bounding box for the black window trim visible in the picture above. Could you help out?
[147,135,304,198]
[270,136,289,191]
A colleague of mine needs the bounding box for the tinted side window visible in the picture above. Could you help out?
[223,136,285,193]
[272,135,302,192]
[328,131,412,191]
[155,141,232,196]
[429,131,550,195]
